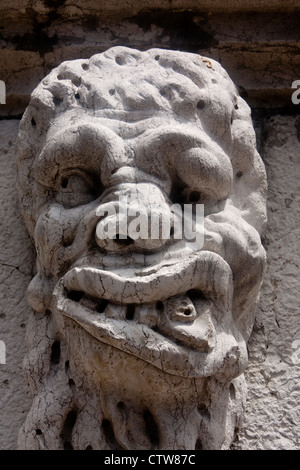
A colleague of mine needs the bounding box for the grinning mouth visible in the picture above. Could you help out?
[52,251,244,378]
[59,288,214,351]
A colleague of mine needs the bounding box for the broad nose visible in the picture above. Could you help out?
[95,183,174,253]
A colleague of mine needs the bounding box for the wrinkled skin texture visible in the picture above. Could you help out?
[17,47,267,450]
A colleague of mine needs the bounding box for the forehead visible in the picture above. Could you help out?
[40,49,236,148]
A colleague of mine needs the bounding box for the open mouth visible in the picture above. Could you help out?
[52,251,241,378]
[60,287,214,349]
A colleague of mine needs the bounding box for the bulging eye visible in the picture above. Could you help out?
[56,171,100,208]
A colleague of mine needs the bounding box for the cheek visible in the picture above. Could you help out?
[34,204,84,276]
[204,212,266,282]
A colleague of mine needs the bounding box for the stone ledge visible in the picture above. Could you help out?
[1,10,299,116]
[0,0,299,21]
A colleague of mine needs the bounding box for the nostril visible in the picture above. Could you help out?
[188,191,201,203]
[61,177,69,188]
[113,234,134,246]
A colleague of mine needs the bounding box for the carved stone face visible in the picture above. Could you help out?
[17,47,267,450]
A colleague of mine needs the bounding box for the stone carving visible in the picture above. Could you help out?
[16,46,267,450]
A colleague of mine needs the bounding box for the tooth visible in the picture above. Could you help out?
[136,304,158,328]
[105,303,126,320]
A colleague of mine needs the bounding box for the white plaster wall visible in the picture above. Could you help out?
[0,120,33,450]
[235,115,300,449]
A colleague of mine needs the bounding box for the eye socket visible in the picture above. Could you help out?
[56,171,100,208]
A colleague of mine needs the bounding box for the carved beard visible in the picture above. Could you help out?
[20,182,264,450]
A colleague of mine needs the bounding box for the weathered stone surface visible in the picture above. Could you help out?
[16,47,266,450]
[0,120,34,450]
[234,116,300,450]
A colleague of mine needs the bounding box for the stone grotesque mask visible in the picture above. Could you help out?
[17,47,267,450]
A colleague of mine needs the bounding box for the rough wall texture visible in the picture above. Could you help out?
[234,116,300,450]
[0,120,34,450]
[0,1,299,450]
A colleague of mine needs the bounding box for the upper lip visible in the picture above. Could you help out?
[58,250,233,311]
